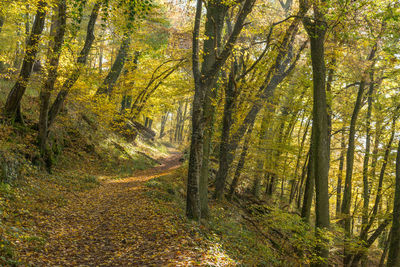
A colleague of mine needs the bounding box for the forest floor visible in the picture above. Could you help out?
[17,152,236,266]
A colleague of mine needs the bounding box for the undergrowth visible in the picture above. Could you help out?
[0,115,167,266]
[143,166,337,266]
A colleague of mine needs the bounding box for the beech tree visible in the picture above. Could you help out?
[301,0,330,264]
[4,0,46,123]
[187,0,256,220]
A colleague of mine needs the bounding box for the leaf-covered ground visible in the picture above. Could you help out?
[18,153,236,266]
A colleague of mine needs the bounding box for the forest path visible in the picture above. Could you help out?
[23,152,212,266]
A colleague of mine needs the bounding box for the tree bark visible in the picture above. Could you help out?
[213,13,306,199]
[379,230,391,267]
[95,34,131,96]
[341,79,367,239]
[186,0,256,219]
[228,124,254,200]
[351,218,391,266]
[0,14,4,33]
[47,2,101,128]
[289,116,310,204]
[362,117,396,240]
[199,101,216,218]
[186,0,204,220]
[341,42,378,265]
[303,4,330,263]
[159,113,168,138]
[4,1,47,121]
[360,70,375,242]
[336,129,345,217]
[38,0,67,164]
[297,150,309,209]
[301,144,313,222]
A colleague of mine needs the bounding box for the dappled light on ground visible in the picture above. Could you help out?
[18,154,235,266]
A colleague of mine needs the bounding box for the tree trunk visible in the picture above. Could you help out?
[213,14,305,199]
[360,70,375,241]
[95,34,131,96]
[214,61,238,199]
[4,1,47,121]
[99,44,103,74]
[0,14,4,32]
[186,0,204,220]
[120,51,139,113]
[351,218,391,266]
[379,230,391,267]
[159,114,168,138]
[197,0,227,205]
[289,117,310,204]
[187,0,255,219]
[301,145,314,222]
[336,129,345,217]
[303,10,330,264]
[266,115,286,197]
[199,99,216,218]
[47,2,101,128]
[341,43,378,265]
[228,124,254,200]
[38,0,67,164]
[297,150,309,209]
[363,118,396,237]
[341,79,366,233]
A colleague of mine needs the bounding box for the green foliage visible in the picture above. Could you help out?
[207,205,279,266]
[0,236,17,266]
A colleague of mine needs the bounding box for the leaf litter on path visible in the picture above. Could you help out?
[20,153,236,266]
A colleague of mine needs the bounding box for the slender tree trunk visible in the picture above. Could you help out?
[213,14,305,198]
[360,70,375,241]
[290,117,310,204]
[0,14,4,68]
[214,69,236,200]
[266,114,287,197]
[326,57,335,152]
[370,117,382,189]
[336,129,345,217]
[342,43,378,265]
[174,103,182,142]
[351,218,391,266]
[341,81,367,266]
[186,0,255,219]
[0,14,4,33]
[159,114,168,138]
[228,124,254,200]
[178,100,188,142]
[301,145,314,222]
[4,1,47,121]
[379,230,391,267]
[47,2,101,128]
[363,118,396,238]
[341,80,366,235]
[95,34,131,96]
[297,150,309,208]
[255,106,276,198]
[361,119,393,237]
[38,0,67,164]
[99,44,103,74]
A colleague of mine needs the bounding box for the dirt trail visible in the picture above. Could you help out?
[22,153,211,266]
